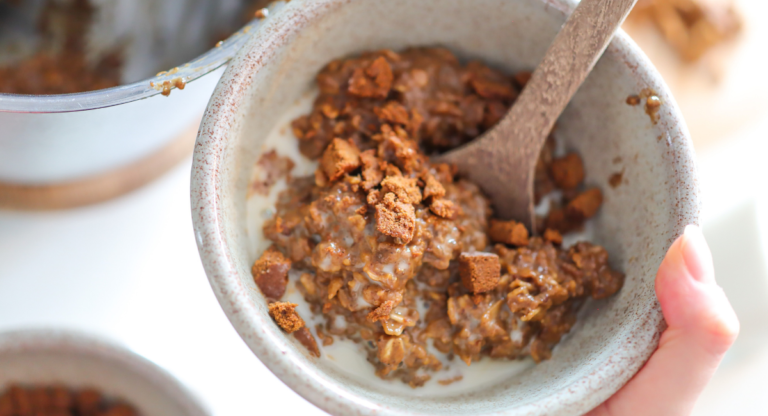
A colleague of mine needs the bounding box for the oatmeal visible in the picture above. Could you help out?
[251,48,624,387]
[0,0,123,95]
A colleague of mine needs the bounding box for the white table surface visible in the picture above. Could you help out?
[0,159,325,416]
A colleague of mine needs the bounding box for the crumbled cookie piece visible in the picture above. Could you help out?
[488,220,529,246]
[429,198,457,219]
[321,138,361,182]
[458,252,501,294]
[380,175,422,204]
[252,246,291,299]
[566,188,603,221]
[349,56,393,98]
[375,101,411,125]
[360,149,384,190]
[293,327,321,357]
[268,302,305,333]
[550,153,585,191]
[422,173,446,200]
[375,193,416,242]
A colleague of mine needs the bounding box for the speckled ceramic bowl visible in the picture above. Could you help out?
[190,0,699,414]
[0,329,209,416]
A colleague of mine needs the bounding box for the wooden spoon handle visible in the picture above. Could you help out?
[517,0,638,143]
[439,0,637,230]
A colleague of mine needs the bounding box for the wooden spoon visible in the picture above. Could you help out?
[437,0,637,232]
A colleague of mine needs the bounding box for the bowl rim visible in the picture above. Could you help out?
[190,0,697,414]
[0,3,285,114]
[0,328,210,416]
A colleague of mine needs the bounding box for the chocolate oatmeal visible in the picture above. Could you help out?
[251,48,624,387]
[0,384,138,416]
[0,0,123,95]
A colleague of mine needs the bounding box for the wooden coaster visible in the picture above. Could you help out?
[0,123,198,210]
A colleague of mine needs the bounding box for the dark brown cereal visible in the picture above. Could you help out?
[255,48,622,387]
[459,252,501,294]
[251,245,291,300]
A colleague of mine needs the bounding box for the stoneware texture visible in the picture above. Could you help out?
[190,0,699,415]
[0,329,209,416]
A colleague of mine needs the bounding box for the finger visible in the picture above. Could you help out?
[588,224,739,416]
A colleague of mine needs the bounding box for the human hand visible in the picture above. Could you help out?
[587,225,739,416]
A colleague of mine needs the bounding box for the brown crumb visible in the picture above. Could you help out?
[380,175,422,204]
[459,252,501,294]
[543,228,563,245]
[375,193,417,242]
[321,138,361,182]
[348,56,393,99]
[422,173,446,200]
[437,375,463,385]
[294,327,321,357]
[609,170,624,188]
[252,246,291,299]
[550,153,585,191]
[250,150,295,196]
[268,302,305,333]
[488,220,529,246]
[360,149,384,190]
[315,325,335,346]
[626,95,641,106]
[566,188,603,221]
[644,95,662,125]
[429,198,457,219]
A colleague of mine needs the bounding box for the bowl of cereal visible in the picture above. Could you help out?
[0,329,209,416]
[190,0,699,414]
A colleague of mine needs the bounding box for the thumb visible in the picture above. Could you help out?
[591,224,739,416]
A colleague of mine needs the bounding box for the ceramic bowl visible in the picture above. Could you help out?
[191,0,699,414]
[0,0,279,207]
[0,329,209,416]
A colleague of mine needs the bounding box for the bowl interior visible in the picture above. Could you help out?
[193,0,698,414]
[0,330,208,416]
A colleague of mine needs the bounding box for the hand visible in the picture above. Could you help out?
[587,225,739,416]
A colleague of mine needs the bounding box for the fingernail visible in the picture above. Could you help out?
[681,224,715,284]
